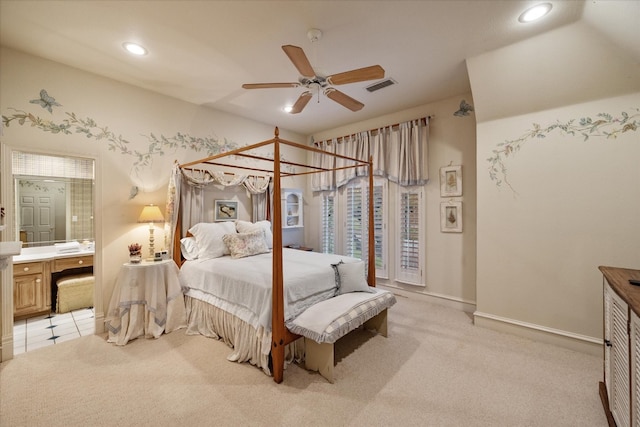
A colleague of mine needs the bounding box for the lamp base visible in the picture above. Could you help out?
[148,224,156,258]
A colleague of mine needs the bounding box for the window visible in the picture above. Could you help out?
[395,187,424,285]
[320,193,335,253]
[343,178,387,277]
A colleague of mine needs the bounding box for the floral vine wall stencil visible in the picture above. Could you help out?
[488,108,640,195]
[2,90,238,175]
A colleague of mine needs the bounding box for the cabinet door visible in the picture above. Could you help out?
[14,273,45,317]
[605,283,612,398]
[631,311,640,426]
[611,287,631,427]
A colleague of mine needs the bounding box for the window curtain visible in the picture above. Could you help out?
[311,117,429,190]
[311,139,336,191]
[164,163,271,256]
[335,131,370,188]
[388,120,429,186]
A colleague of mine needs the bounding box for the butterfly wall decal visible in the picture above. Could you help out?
[454,99,474,117]
[29,89,61,113]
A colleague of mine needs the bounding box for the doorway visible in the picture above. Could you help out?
[0,148,99,360]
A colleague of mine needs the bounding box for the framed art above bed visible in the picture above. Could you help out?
[214,200,238,221]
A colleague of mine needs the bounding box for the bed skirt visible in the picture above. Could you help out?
[184,296,303,376]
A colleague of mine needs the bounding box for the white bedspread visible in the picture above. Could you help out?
[179,248,360,332]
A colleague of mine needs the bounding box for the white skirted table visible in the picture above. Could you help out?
[106,259,186,345]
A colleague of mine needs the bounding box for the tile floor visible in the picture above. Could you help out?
[13,308,95,355]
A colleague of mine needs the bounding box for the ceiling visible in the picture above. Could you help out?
[0,1,631,136]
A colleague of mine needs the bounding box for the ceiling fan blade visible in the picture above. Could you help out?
[327,65,385,85]
[242,83,299,89]
[289,91,313,114]
[324,88,364,112]
[282,45,316,78]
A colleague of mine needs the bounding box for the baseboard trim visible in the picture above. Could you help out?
[474,311,602,356]
[94,312,105,334]
[1,334,14,362]
[379,284,476,313]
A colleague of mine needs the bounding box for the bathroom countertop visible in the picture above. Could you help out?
[13,246,95,263]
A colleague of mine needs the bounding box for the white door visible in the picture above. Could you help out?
[20,193,56,243]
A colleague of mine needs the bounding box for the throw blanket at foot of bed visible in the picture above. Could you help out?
[286,288,396,383]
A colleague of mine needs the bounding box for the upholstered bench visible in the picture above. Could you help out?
[287,287,396,383]
[56,274,94,314]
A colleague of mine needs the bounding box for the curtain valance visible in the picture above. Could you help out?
[311,117,429,190]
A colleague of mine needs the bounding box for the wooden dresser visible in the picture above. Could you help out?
[13,253,93,320]
[599,266,640,427]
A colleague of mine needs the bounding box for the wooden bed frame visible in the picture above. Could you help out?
[172,127,376,383]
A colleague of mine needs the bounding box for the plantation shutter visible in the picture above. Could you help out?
[371,182,387,275]
[344,179,387,277]
[396,188,424,285]
[345,185,364,260]
[321,193,336,254]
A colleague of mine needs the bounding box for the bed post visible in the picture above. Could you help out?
[172,207,182,266]
[271,127,286,383]
[367,156,376,287]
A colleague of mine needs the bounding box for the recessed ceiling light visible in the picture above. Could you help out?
[518,3,552,23]
[123,42,148,56]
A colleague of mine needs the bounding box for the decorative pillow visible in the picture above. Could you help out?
[180,237,200,261]
[222,230,270,259]
[335,261,374,295]
[330,260,344,292]
[235,220,273,248]
[188,221,237,260]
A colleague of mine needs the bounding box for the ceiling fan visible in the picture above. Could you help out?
[242,32,385,114]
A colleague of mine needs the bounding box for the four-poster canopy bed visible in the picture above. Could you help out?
[171,127,387,383]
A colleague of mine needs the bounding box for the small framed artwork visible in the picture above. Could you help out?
[214,200,238,221]
[440,165,462,197]
[441,201,462,233]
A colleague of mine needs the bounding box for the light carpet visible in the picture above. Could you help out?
[0,294,607,426]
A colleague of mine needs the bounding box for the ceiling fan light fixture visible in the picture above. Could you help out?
[518,3,552,23]
[243,42,382,114]
[123,42,148,56]
[283,105,293,113]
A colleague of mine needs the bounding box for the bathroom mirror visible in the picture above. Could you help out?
[13,151,95,247]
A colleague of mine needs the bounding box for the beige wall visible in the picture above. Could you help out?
[3,13,638,361]
[468,22,640,353]
[0,47,306,358]
[309,94,478,310]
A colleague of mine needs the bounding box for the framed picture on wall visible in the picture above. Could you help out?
[440,201,462,233]
[214,200,238,221]
[440,165,462,197]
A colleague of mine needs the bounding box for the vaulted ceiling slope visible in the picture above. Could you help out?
[0,1,637,135]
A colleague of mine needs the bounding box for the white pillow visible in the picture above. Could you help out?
[235,220,273,249]
[188,222,237,260]
[222,230,270,259]
[180,237,200,261]
[334,261,374,295]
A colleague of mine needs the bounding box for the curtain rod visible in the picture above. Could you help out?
[314,115,433,146]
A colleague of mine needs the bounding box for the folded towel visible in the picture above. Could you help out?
[54,241,81,253]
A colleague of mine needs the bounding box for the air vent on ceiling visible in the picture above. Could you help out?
[365,78,397,93]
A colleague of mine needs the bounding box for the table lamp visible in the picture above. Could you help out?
[138,204,165,258]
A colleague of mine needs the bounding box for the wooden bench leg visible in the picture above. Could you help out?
[364,309,388,337]
[304,338,334,383]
